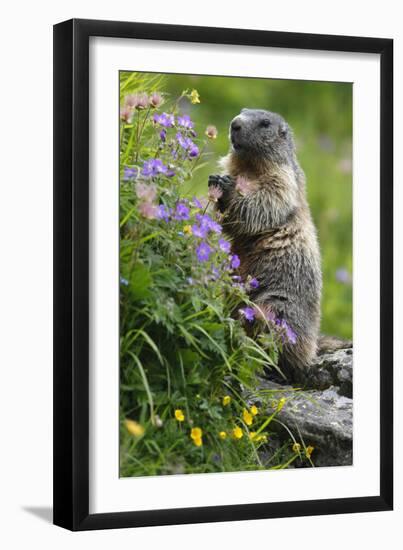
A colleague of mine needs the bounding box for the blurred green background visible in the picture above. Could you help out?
[143,73,352,339]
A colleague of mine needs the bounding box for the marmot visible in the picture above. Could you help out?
[209,108,347,376]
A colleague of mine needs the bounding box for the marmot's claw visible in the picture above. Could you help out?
[208,174,234,189]
[208,174,221,187]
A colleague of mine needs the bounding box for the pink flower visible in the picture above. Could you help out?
[124,94,138,108]
[135,182,157,203]
[125,93,148,110]
[149,92,164,108]
[138,202,158,219]
[235,176,255,196]
[208,185,223,202]
[120,105,133,124]
[205,125,218,139]
[254,304,276,322]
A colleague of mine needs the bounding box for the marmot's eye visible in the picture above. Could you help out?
[260,119,271,128]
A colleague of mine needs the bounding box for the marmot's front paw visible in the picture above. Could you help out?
[208,174,234,190]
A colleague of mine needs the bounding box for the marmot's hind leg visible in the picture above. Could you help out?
[318,334,352,354]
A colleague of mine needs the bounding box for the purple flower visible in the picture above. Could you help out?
[239,307,255,322]
[194,214,222,235]
[176,132,192,150]
[176,132,199,157]
[196,242,212,262]
[192,225,208,239]
[189,143,199,158]
[156,204,170,222]
[209,220,222,234]
[120,276,129,286]
[141,159,168,177]
[177,114,194,129]
[192,196,203,209]
[230,254,241,269]
[286,326,297,345]
[174,202,190,221]
[166,168,176,177]
[153,112,175,128]
[159,129,167,141]
[219,239,231,253]
[278,319,297,345]
[211,266,220,280]
[275,319,297,344]
[249,277,259,289]
[335,268,351,284]
[196,213,211,227]
[123,166,138,181]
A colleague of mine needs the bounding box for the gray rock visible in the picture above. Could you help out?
[253,348,353,467]
[306,348,353,397]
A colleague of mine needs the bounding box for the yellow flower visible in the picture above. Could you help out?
[190,89,200,104]
[242,408,253,426]
[175,409,185,422]
[250,432,267,443]
[232,426,243,439]
[124,419,145,437]
[219,431,227,440]
[305,445,314,459]
[250,405,259,416]
[276,397,287,412]
[190,427,203,440]
[190,427,203,447]
[222,395,231,406]
[292,442,301,453]
[183,225,192,235]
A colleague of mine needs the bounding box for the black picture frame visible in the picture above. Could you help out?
[53,18,393,531]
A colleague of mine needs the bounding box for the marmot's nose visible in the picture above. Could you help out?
[231,118,242,132]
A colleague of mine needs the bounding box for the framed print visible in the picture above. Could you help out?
[53,19,393,530]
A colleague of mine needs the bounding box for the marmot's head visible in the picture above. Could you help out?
[229,109,295,163]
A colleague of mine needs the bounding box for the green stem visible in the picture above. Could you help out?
[202,200,212,215]
[135,106,151,163]
[134,110,141,163]
[122,120,137,166]
[189,140,207,176]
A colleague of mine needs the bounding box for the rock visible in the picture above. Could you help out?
[253,347,353,467]
[302,348,353,398]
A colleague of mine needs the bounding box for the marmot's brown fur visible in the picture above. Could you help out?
[209,109,349,376]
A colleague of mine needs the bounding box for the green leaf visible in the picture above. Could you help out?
[129,262,152,300]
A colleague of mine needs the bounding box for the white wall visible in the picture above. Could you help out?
[0,1,400,548]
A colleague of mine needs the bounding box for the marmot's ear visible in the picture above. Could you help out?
[278,123,288,138]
